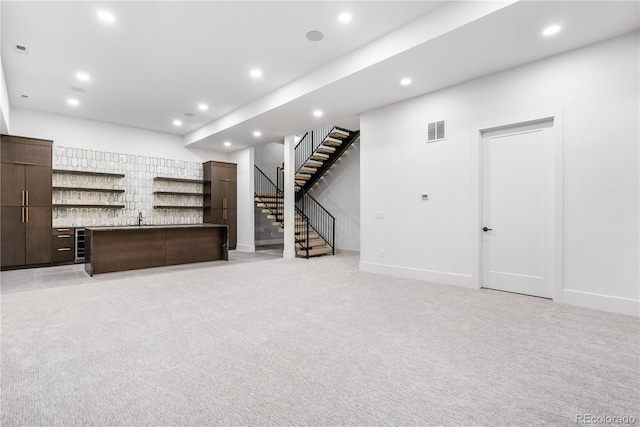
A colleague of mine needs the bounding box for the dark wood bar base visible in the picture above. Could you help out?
[85,224,228,276]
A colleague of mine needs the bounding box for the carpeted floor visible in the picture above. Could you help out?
[1,252,638,426]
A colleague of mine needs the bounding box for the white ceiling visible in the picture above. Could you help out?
[1,1,444,133]
[2,1,639,153]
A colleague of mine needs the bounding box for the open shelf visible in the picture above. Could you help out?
[154,177,205,184]
[53,169,125,178]
[53,204,125,209]
[153,191,203,196]
[153,205,203,209]
[53,186,125,193]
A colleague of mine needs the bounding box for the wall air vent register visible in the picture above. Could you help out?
[427,120,446,143]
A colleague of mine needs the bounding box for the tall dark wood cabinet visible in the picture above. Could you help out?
[1,135,53,269]
[203,161,237,250]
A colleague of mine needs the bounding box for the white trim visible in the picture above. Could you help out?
[255,238,284,246]
[360,261,474,288]
[563,290,639,317]
[471,109,564,302]
[283,250,296,259]
[235,244,255,252]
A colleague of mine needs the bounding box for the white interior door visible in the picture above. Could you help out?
[481,119,555,298]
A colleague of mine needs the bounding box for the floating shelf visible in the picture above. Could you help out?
[154,177,205,184]
[53,186,125,193]
[53,169,125,178]
[153,205,203,209]
[153,191,203,196]
[53,204,125,209]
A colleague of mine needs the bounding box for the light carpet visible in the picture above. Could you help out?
[2,252,638,426]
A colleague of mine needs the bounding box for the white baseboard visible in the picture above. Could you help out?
[563,289,639,317]
[235,244,255,253]
[255,238,284,246]
[359,261,474,288]
[283,250,296,259]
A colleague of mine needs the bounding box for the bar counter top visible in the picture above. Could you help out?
[85,224,227,231]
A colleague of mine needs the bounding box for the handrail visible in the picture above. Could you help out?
[254,165,283,227]
[295,187,335,257]
[299,129,359,193]
[295,126,333,173]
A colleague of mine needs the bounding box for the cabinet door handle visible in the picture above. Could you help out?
[22,207,25,223]
[57,248,71,252]
[221,179,230,182]
[26,207,29,223]
[57,235,71,238]
[57,229,71,232]
[21,191,25,206]
[14,161,36,166]
[26,191,29,206]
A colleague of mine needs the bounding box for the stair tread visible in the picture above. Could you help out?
[297,246,333,256]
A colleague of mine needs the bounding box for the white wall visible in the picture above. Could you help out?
[0,60,8,134]
[0,0,10,134]
[254,142,284,245]
[228,148,255,252]
[254,142,283,182]
[311,139,360,251]
[10,108,229,163]
[360,32,639,316]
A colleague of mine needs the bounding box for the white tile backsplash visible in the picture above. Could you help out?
[53,146,204,227]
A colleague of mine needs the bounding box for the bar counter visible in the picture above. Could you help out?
[84,224,228,276]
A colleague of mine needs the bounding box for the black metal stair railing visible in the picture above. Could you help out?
[295,126,333,172]
[295,188,335,258]
[254,165,283,227]
[299,129,360,194]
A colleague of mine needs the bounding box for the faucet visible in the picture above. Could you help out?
[138,212,143,226]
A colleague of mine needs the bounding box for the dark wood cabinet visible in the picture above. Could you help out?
[52,227,75,265]
[1,135,53,269]
[203,161,237,249]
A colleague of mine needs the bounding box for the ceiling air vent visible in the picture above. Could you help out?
[427,119,446,143]
[15,44,29,55]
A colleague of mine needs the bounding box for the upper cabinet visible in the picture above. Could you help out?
[1,135,52,167]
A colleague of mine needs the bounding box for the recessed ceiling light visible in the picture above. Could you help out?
[70,87,86,93]
[542,24,561,37]
[338,13,352,23]
[97,10,115,24]
[253,131,262,137]
[313,110,323,117]
[76,72,90,82]
[198,103,208,111]
[306,31,324,42]
[67,98,79,106]
[184,112,195,117]
[224,141,232,147]
[250,69,263,79]
[173,120,182,126]
[400,78,412,86]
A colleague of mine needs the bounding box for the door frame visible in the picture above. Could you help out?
[471,109,564,302]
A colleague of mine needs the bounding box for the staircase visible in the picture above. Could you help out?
[293,126,360,193]
[254,125,358,258]
[255,166,334,257]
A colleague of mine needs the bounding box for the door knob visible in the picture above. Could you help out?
[482,227,493,232]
